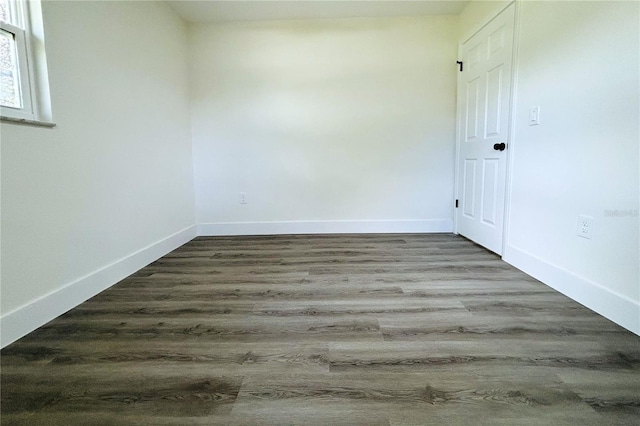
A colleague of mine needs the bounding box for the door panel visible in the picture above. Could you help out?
[467,41,483,71]
[465,77,480,141]
[456,4,515,255]
[463,159,477,218]
[485,65,503,137]
[481,158,499,225]
[488,25,506,57]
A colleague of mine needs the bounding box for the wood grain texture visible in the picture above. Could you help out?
[2,234,639,425]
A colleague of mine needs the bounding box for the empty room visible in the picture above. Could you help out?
[1,0,639,424]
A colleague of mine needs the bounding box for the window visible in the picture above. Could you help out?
[0,0,52,125]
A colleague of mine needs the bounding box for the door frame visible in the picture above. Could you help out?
[453,0,521,256]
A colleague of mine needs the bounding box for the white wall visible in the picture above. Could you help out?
[504,0,639,334]
[458,0,639,333]
[0,1,196,346]
[189,16,458,235]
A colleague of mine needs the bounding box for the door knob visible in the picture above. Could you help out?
[493,142,506,151]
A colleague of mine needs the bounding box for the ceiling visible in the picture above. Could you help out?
[165,0,471,23]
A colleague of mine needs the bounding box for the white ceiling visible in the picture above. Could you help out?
[166,1,471,23]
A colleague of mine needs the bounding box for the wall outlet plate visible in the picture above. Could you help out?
[577,215,594,239]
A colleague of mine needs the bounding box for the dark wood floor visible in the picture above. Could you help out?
[1,234,639,425]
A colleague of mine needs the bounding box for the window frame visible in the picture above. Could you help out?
[0,0,53,126]
[1,20,34,118]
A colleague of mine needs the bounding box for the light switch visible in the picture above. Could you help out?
[529,106,540,126]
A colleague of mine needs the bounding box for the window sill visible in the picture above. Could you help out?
[1,115,56,128]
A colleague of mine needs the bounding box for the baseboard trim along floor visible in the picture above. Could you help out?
[503,244,640,336]
[0,225,197,347]
[198,219,453,236]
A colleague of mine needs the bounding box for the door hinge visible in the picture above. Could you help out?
[455,199,459,208]
[456,61,463,72]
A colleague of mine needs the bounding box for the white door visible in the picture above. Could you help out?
[456,4,515,255]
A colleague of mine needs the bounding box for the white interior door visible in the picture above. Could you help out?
[456,4,515,255]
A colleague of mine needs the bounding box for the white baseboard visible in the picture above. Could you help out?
[0,225,197,348]
[198,219,453,236]
[7,223,634,349]
[503,244,640,336]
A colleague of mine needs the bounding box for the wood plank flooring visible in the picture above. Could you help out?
[2,234,639,425]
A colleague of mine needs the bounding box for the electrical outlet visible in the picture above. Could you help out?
[576,215,594,239]
[239,192,247,204]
